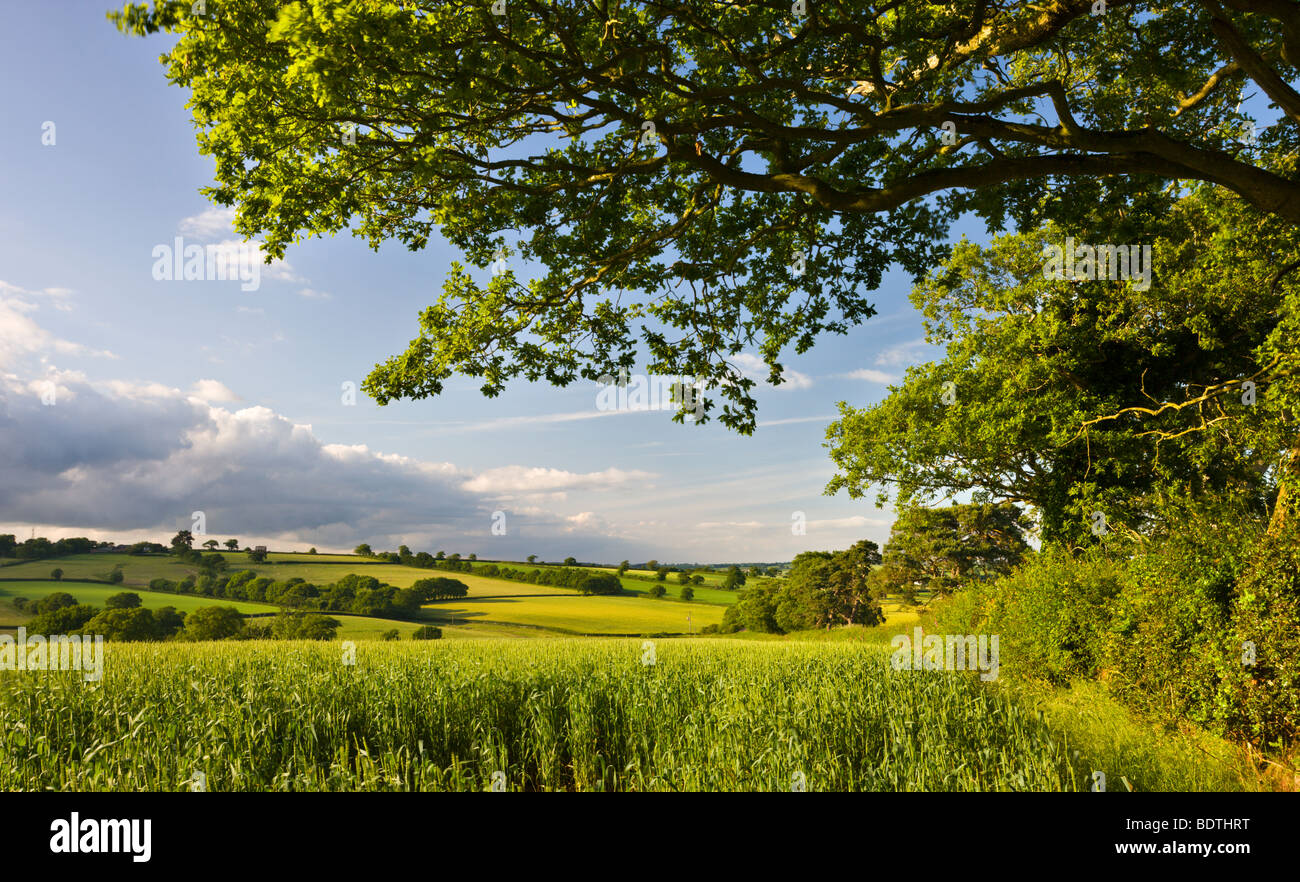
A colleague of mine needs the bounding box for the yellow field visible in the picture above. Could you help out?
[423,593,723,634]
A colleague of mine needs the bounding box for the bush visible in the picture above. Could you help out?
[930,546,1121,685]
[680,585,694,602]
[647,584,666,599]
[1220,519,1300,747]
[50,568,63,581]
[381,629,401,641]
[106,592,142,610]
[411,625,443,640]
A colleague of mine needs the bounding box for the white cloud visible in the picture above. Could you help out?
[189,379,242,403]
[838,368,898,383]
[874,337,935,367]
[462,466,654,495]
[756,415,836,427]
[178,206,237,239]
[807,515,892,530]
[730,353,814,389]
[297,288,332,300]
[0,283,114,367]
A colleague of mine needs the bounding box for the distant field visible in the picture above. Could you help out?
[468,561,740,605]
[0,581,276,616]
[423,593,722,635]
[0,554,189,585]
[0,554,738,636]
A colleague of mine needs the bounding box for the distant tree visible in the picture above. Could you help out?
[564,556,577,566]
[35,592,78,614]
[656,566,669,582]
[647,583,666,599]
[224,538,240,551]
[202,539,219,550]
[50,568,63,581]
[748,567,763,578]
[381,628,400,641]
[26,603,98,636]
[412,625,443,640]
[83,607,158,642]
[411,577,469,601]
[722,566,746,590]
[199,553,228,575]
[578,574,622,596]
[468,553,477,561]
[354,543,373,557]
[105,592,142,609]
[436,550,446,560]
[169,530,194,553]
[680,585,695,602]
[308,547,317,554]
[152,606,186,638]
[871,503,1031,598]
[246,548,268,563]
[269,611,341,640]
[691,574,704,585]
[676,572,690,585]
[617,560,630,576]
[526,554,536,564]
[766,567,780,577]
[645,560,659,572]
[182,606,246,641]
[107,567,125,585]
[0,534,16,556]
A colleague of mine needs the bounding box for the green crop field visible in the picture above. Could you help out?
[0,639,1086,791]
[423,593,723,634]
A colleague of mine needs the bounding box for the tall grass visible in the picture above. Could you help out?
[0,639,1082,791]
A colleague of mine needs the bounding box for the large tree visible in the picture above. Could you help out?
[827,186,1295,541]
[112,0,1300,432]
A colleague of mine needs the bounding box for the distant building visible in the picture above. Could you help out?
[254,545,267,554]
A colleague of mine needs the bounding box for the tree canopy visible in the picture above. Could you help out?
[111,0,1300,431]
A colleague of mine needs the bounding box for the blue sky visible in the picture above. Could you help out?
[0,1,954,563]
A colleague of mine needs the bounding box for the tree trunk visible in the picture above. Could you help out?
[1267,447,1300,537]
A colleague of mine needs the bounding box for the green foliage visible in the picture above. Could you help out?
[931,547,1122,686]
[269,611,342,641]
[105,592,142,610]
[578,574,623,596]
[50,568,63,581]
[411,625,443,641]
[182,606,246,641]
[25,603,98,637]
[647,584,666,599]
[872,503,1030,597]
[828,191,1295,543]
[1221,520,1300,748]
